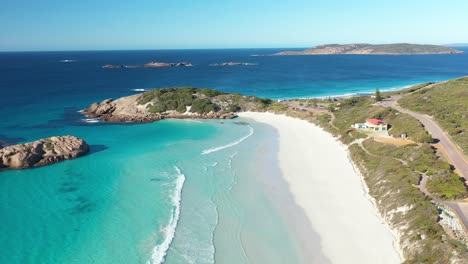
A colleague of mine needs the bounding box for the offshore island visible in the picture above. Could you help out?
[274,43,464,55]
[79,77,468,263]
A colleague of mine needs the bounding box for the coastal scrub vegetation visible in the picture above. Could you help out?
[137,87,272,114]
[350,140,468,263]
[295,94,466,200]
[320,96,433,143]
[266,86,468,262]
[398,77,468,154]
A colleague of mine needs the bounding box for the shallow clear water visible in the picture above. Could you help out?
[0,118,307,263]
[1,48,468,263]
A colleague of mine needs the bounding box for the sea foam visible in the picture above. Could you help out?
[82,118,100,123]
[148,166,186,264]
[201,126,254,155]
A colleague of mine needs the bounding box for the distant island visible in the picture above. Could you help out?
[82,87,272,123]
[209,62,256,66]
[102,61,193,69]
[274,43,464,55]
[445,43,468,47]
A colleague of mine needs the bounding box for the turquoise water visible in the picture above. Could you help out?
[2,48,468,263]
[0,118,309,263]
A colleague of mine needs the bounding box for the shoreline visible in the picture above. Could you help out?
[268,77,461,101]
[239,112,402,263]
[246,120,331,263]
[344,147,405,260]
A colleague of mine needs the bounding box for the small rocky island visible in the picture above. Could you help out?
[274,43,464,55]
[0,136,89,169]
[102,61,193,68]
[82,87,272,123]
[209,62,255,66]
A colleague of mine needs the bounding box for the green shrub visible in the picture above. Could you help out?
[199,88,225,98]
[190,98,217,113]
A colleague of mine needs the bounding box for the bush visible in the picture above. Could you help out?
[190,98,217,113]
[199,88,225,98]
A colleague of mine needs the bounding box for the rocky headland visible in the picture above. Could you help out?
[0,136,89,169]
[82,87,272,123]
[102,61,193,69]
[275,43,464,55]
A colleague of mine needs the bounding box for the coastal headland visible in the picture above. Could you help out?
[82,87,272,123]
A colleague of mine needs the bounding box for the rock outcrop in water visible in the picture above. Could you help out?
[102,61,192,68]
[82,87,272,123]
[274,43,464,55]
[0,136,89,169]
[209,62,255,66]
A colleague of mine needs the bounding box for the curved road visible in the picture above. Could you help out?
[381,95,468,231]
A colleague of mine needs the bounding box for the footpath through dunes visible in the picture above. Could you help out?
[239,112,402,264]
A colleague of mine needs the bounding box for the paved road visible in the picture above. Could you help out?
[381,96,468,179]
[381,95,468,232]
[419,173,468,233]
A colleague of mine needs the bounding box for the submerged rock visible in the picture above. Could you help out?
[0,136,89,169]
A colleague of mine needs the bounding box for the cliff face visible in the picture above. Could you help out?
[0,136,89,169]
[275,43,464,55]
[82,87,272,123]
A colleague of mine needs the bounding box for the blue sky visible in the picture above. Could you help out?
[1,0,467,51]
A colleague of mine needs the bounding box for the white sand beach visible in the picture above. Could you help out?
[239,112,402,264]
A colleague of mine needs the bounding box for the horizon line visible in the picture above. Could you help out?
[1,43,467,53]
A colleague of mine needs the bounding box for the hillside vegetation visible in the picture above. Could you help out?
[138,87,272,114]
[267,94,468,262]
[398,77,468,154]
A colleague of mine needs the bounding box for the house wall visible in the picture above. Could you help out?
[354,123,388,132]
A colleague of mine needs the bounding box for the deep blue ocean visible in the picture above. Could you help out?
[1,48,468,263]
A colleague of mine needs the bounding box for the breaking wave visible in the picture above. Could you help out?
[82,118,100,123]
[201,126,254,155]
[148,166,186,264]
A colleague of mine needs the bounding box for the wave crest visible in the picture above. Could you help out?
[148,166,186,264]
[201,126,254,155]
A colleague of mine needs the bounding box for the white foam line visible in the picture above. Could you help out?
[82,118,100,123]
[148,166,186,264]
[201,126,254,155]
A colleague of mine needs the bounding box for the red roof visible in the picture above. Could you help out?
[366,118,385,125]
